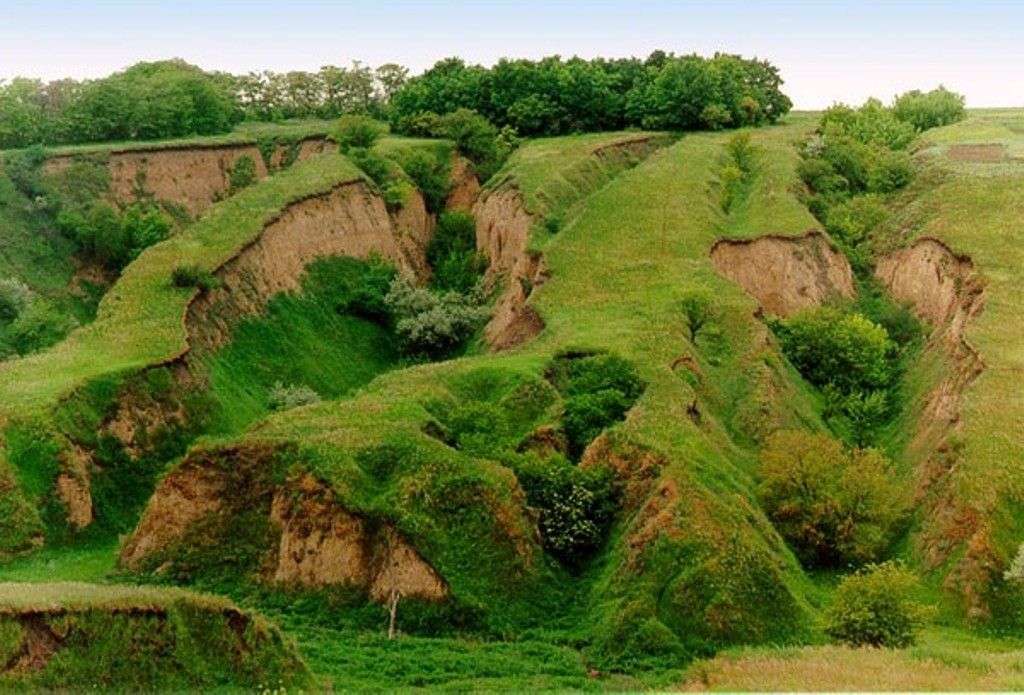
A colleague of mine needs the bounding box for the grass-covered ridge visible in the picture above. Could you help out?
[0,581,311,690]
[886,110,1024,621]
[0,153,364,415]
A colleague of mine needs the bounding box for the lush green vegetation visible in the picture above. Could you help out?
[0,60,239,148]
[824,562,933,648]
[759,430,907,567]
[391,52,791,136]
[0,582,311,691]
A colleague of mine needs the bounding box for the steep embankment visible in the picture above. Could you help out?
[0,582,310,690]
[42,136,335,217]
[474,133,672,350]
[710,232,855,317]
[872,115,1024,618]
[0,153,439,550]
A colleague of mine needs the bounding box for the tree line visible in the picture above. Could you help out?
[0,51,792,150]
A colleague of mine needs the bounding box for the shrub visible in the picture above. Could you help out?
[332,115,387,152]
[444,401,510,457]
[384,276,487,358]
[553,353,645,401]
[348,147,398,187]
[431,109,510,182]
[680,288,714,342]
[797,156,848,197]
[323,255,397,324]
[171,264,220,291]
[395,148,452,213]
[867,149,914,193]
[0,279,32,321]
[893,86,966,131]
[719,164,745,212]
[824,195,888,247]
[268,382,321,411]
[825,562,932,647]
[2,298,78,356]
[426,210,485,293]
[57,201,171,270]
[228,154,258,193]
[542,212,563,235]
[563,390,634,459]
[759,430,907,566]
[725,131,758,174]
[550,353,644,458]
[510,455,618,568]
[774,307,896,394]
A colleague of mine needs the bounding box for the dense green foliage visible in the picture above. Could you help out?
[797,88,964,276]
[512,455,618,568]
[549,353,645,459]
[390,146,452,213]
[234,62,408,121]
[57,202,172,271]
[774,307,895,394]
[0,60,238,148]
[892,85,967,131]
[170,264,219,291]
[426,211,486,292]
[824,562,932,647]
[772,306,900,445]
[384,278,487,358]
[332,114,388,151]
[758,430,907,567]
[390,52,791,137]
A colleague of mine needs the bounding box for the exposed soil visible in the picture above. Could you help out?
[270,474,447,601]
[3,615,59,674]
[473,186,547,350]
[446,156,481,212]
[43,139,333,218]
[709,231,856,316]
[875,237,989,614]
[54,446,93,530]
[187,181,426,353]
[119,464,224,570]
[948,144,1007,163]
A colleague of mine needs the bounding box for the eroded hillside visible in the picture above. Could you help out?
[1,108,1023,691]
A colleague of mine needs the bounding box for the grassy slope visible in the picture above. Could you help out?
[0,153,363,416]
[898,111,1024,609]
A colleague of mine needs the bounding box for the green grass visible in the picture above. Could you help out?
[0,543,116,583]
[9,118,335,158]
[201,257,401,436]
[681,626,1024,691]
[0,582,311,691]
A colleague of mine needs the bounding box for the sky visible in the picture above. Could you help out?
[1,0,1022,109]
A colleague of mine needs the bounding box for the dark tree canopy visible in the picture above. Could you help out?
[389,52,792,136]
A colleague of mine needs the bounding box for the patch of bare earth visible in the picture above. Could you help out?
[709,231,855,317]
[948,143,1007,163]
[270,474,448,601]
[876,238,990,615]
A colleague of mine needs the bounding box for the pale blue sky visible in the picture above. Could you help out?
[2,1,1021,108]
